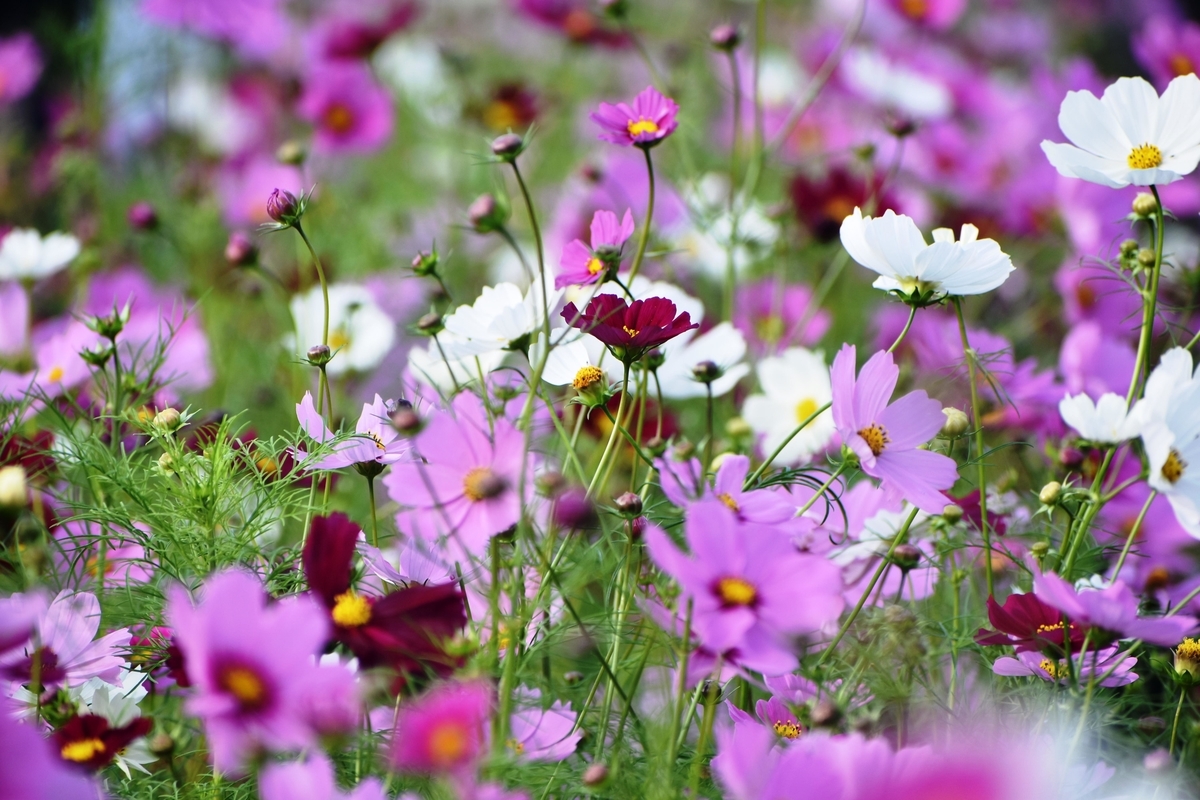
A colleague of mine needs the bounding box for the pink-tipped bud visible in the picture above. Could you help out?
[224,231,256,266]
[267,188,300,224]
[127,201,158,230]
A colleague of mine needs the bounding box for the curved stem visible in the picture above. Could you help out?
[625,148,656,283]
[587,364,632,499]
[1170,686,1187,755]
[954,297,993,597]
[796,462,849,516]
[1111,490,1155,579]
[744,401,832,488]
[889,304,918,353]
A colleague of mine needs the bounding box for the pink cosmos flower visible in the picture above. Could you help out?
[306,2,419,61]
[0,707,100,800]
[727,696,804,743]
[590,86,679,148]
[658,454,797,525]
[0,594,46,659]
[733,278,830,354]
[0,590,130,691]
[1033,573,1197,646]
[1134,16,1200,89]
[511,0,626,47]
[0,281,29,360]
[383,393,531,562]
[993,645,1137,688]
[297,64,394,155]
[139,0,290,59]
[555,208,635,289]
[389,680,492,776]
[830,344,958,514]
[646,500,844,675]
[295,392,408,473]
[508,687,581,761]
[0,34,41,106]
[166,569,356,774]
[260,753,385,800]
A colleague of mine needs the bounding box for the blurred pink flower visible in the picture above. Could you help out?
[140,0,291,59]
[0,590,130,691]
[298,64,394,155]
[0,33,41,105]
[1133,15,1200,89]
[389,680,492,776]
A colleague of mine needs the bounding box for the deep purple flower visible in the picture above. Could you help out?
[590,86,679,148]
[975,591,1085,653]
[126,201,158,230]
[266,188,299,224]
[1033,572,1198,646]
[297,64,394,154]
[555,209,635,288]
[511,0,626,46]
[561,293,697,363]
[831,344,959,514]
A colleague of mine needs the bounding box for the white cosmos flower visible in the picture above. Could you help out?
[656,323,750,399]
[1041,74,1200,188]
[441,281,562,359]
[831,504,927,566]
[288,283,395,377]
[839,207,1014,298]
[842,48,952,121]
[406,338,505,395]
[0,229,80,281]
[741,347,835,465]
[675,174,780,279]
[1058,392,1138,443]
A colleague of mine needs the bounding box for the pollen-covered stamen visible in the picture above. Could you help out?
[1035,622,1064,634]
[622,325,640,338]
[323,103,355,134]
[1038,658,1070,680]
[857,423,890,456]
[506,738,526,755]
[773,721,803,739]
[715,576,758,607]
[219,664,268,711]
[627,118,660,137]
[366,432,386,451]
[61,738,106,763]
[48,366,64,383]
[586,256,605,275]
[463,467,508,501]
[573,365,604,391]
[1170,54,1196,77]
[717,492,740,512]
[898,0,929,19]
[1127,143,1164,170]
[332,590,372,627]
[1163,449,1187,484]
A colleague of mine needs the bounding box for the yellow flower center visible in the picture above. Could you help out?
[1035,622,1064,634]
[1038,659,1070,680]
[573,365,604,390]
[716,576,757,606]
[622,325,640,338]
[795,397,819,424]
[507,738,526,755]
[219,665,267,709]
[627,118,659,137]
[323,103,355,134]
[773,721,802,739]
[1177,637,1200,675]
[61,738,106,762]
[256,456,280,477]
[47,366,64,383]
[428,722,470,767]
[332,590,372,627]
[1163,449,1187,484]
[717,492,740,512]
[756,314,784,343]
[1127,143,1163,170]
[329,328,352,350]
[586,256,605,275]
[899,0,928,18]
[1170,53,1196,77]
[463,466,504,501]
[857,423,889,456]
[482,100,520,132]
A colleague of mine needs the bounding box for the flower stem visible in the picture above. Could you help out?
[796,462,848,516]
[954,297,993,598]
[704,382,715,470]
[1112,490,1155,579]
[688,672,721,799]
[625,148,656,283]
[1170,686,1187,755]
[365,475,379,548]
[588,364,632,499]
[743,401,832,488]
[889,304,917,353]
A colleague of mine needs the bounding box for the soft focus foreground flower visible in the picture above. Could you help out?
[53,712,152,771]
[295,392,408,472]
[1041,74,1200,187]
[0,592,46,655]
[0,33,42,105]
[507,688,581,761]
[166,569,355,773]
[0,707,100,800]
[561,293,697,364]
[840,48,952,121]
[0,589,130,690]
[1134,16,1200,88]
[0,229,80,281]
[1033,572,1197,645]
[1059,392,1137,443]
[839,208,1014,301]
[831,345,959,513]
[298,63,394,154]
[655,322,749,399]
[390,680,492,775]
[139,0,289,59]
[556,208,635,288]
[289,283,395,376]
[260,753,386,800]
[590,85,679,148]
[742,347,835,465]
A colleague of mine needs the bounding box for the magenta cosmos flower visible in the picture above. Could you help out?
[383,392,531,561]
[0,34,42,106]
[0,590,130,691]
[831,344,958,514]
[1033,572,1197,646]
[260,753,385,800]
[658,454,796,525]
[389,680,492,775]
[992,645,1137,688]
[296,392,408,475]
[0,709,100,800]
[590,86,679,148]
[297,63,394,154]
[555,208,635,289]
[508,687,581,761]
[646,501,844,675]
[561,293,697,364]
[166,569,356,774]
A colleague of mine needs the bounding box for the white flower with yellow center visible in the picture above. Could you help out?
[1058,393,1139,444]
[288,283,395,377]
[656,323,749,399]
[741,347,835,465]
[406,338,504,395]
[840,207,1014,298]
[441,280,562,359]
[0,228,80,281]
[1041,74,1200,188]
[1136,349,1200,537]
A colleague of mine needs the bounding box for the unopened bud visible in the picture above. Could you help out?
[411,249,439,277]
[266,188,300,224]
[643,350,666,371]
[645,436,667,457]
[614,491,643,518]
[1137,248,1156,267]
[1059,446,1084,470]
[148,733,175,757]
[809,698,840,728]
[127,201,158,230]
[390,406,421,434]
[582,763,609,786]
[725,416,751,438]
[491,132,524,159]
[691,360,723,384]
[563,670,584,685]
[672,441,695,461]
[940,407,969,438]
[537,471,567,497]
[0,466,27,508]
[307,344,333,366]
[157,452,175,474]
[225,231,256,266]
[1039,481,1062,505]
[1030,541,1050,560]
[710,23,741,50]
[152,408,182,432]
[891,543,921,571]
[1119,239,1139,258]
[468,193,508,233]
[276,140,307,166]
[417,312,444,334]
[629,515,646,540]
[1132,192,1158,218]
[941,503,963,523]
[553,488,596,530]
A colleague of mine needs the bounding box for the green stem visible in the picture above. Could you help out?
[625,148,656,283]
[889,304,917,353]
[1111,490,1155,579]
[954,298,993,597]
[365,475,379,548]
[587,364,632,499]
[704,382,715,470]
[1170,686,1186,755]
[796,462,848,516]
[1126,186,1165,403]
[743,401,832,488]
[688,673,721,798]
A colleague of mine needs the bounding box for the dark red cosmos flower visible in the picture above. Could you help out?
[303,513,466,676]
[513,0,628,47]
[975,592,1085,654]
[789,167,896,244]
[320,3,420,60]
[55,713,152,771]
[561,294,697,363]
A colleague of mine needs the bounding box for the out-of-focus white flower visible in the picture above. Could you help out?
[656,323,749,399]
[842,48,952,120]
[675,174,780,279]
[0,229,80,281]
[406,338,504,395]
[441,281,561,359]
[167,74,256,155]
[831,504,927,566]
[1042,74,1200,188]
[1135,348,1200,536]
[288,283,395,377]
[1058,393,1138,443]
[741,347,835,465]
[373,38,462,126]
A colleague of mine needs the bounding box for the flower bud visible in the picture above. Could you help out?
[809,699,840,728]
[127,201,158,230]
[491,132,524,160]
[153,407,182,432]
[672,440,695,461]
[1038,481,1062,505]
[1143,748,1173,773]
[563,670,584,685]
[80,344,114,368]
[149,733,176,757]
[307,344,333,366]
[941,503,963,523]
[411,249,439,277]
[1119,238,1139,258]
[1132,192,1158,217]
[1137,248,1156,267]
[614,491,643,518]
[276,139,307,166]
[1059,446,1084,470]
[725,416,751,438]
[225,231,257,266]
[583,763,609,787]
[710,23,741,50]
[643,349,666,371]
[157,452,175,474]
[417,312,444,335]
[691,360,723,384]
[468,193,509,233]
[891,543,921,571]
[0,465,27,508]
[940,407,969,438]
[390,407,421,435]
[1175,637,1200,678]
[553,488,597,530]
[1030,541,1050,561]
[267,188,300,224]
[537,471,567,498]
[645,436,667,457]
[629,515,646,540]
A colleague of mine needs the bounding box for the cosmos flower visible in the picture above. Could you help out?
[839,208,1014,301]
[288,283,396,377]
[741,347,836,465]
[260,753,386,800]
[561,293,697,364]
[654,323,750,399]
[0,592,46,656]
[1033,572,1197,646]
[590,86,679,148]
[1058,392,1137,444]
[732,279,830,353]
[974,591,1086,653]
[0,590,130,691]
[992,645,1137,687]
[298,63,395,154]
[555,209,635,288]
[54,712,152,772]
[1132,348,1200,536]
[507,688,581,761]
[295,392,408,473]
[69,670,155,777]
[658,454,797,525]
[884,0,966,30]
[139,0,290,59]
[0,710,100,799]
[0,33,42,105]
[441,281,562,358]
[512,0,626,46]
[841,48,952,121]
[0,229,80,282]
[1041,74,1200,188]
[389,680,492,775]
[831,345,959,514]
[727,696,804,744]
[1133,16,1200,88]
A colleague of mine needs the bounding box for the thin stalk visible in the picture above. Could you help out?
[704,382,715,470]
[587,364,632,498]
[1170,686,1187,755]
[1126,187,1166,402]
[796,462,848,516]
[954,297,993,597]
[1112,490,1155,579]
[625,148,656,283]
[365,475,379,548]
[688,677,720,798]
[889,304,917,353]
[665,599,694,777]
[744,401,832,488]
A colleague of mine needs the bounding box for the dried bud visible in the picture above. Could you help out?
[1137,716,1167,734]
[468,193,508,233]
[1137,248,1156,267]
[941,503,963,523]
[276,139,307,166]
[582,763,609,787]
[491,132,524,159]
[411,249,439,277]
[225,231,257,266]
[614,491,643,518]
[266,188,300,224]
[0,465,27,508]
[725,416,751,438]
[891,543,921,571]
[127,201,158,230]
[1038,481,1062,505]
[307,344,333,366]
[1132,192,1158,218]
[1119,238,1140,258]
[691,360,723,384]
[152,407,183,432]
[710,23,741,50]
[417,312,444,335]
[940,407,969,438]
